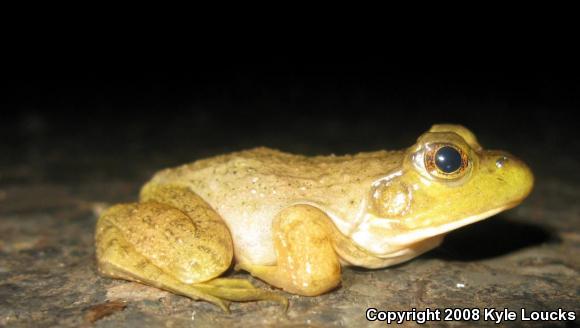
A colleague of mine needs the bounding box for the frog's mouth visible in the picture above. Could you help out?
[387,202,520,247]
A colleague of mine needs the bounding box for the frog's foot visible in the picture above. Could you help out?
[237,205,342,296]
[194,278,288,311]
[95,188,286,312]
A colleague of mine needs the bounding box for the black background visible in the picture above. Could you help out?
[1,61,578,184]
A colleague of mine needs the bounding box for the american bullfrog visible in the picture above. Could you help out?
[95,124,534,311]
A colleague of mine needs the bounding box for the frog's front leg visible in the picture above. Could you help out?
[237,205,342,296]
[95,184,286,312]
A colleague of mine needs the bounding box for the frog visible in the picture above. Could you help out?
[95,124,534,311]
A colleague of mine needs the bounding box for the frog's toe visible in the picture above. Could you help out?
[194,278,288,311]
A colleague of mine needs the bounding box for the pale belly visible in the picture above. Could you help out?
[215,205,280,266]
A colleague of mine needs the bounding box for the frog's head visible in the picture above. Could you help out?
[353,124,534,255]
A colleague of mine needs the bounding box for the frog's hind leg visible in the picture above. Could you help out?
[237,204,342,296]
[95,185,286,312]
[96,209,229,311]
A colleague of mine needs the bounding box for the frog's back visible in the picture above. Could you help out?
[147,147,401,264]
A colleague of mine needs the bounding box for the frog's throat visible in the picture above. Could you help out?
[386,202,519,247]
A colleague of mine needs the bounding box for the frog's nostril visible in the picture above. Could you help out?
[495,156,509,168]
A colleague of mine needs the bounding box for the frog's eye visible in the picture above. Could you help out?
[424,144,469,179]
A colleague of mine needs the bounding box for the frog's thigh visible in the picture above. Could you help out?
[97,201,231,277]
[95,202,232,308]
[240,205,341,296]
[96,188,286,311]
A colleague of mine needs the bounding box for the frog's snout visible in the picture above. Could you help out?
[489,151,534,202]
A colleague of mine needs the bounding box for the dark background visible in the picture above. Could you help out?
[1,63,578,186]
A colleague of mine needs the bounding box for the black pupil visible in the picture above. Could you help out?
[435,146,462,173]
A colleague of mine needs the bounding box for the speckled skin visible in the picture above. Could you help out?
[146,147,402,266]
[95,124,534,310]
